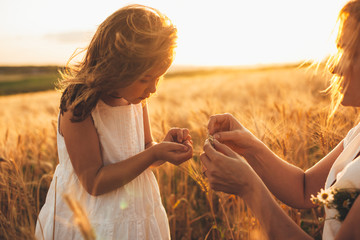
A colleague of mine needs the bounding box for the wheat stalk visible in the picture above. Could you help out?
[63,194,96,240]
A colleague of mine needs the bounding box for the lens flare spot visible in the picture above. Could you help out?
[120,199,128,210]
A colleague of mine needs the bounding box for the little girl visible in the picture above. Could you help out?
[35,4,193,240]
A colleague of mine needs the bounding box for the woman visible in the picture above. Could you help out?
[201,1,360,239]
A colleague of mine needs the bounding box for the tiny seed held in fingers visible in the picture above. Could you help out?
[207,134,214,146]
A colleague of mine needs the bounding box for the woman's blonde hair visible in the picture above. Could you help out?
[326,0,360,117]
[59,4,177,122]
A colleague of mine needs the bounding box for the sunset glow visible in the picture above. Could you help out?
[0,0,347,66]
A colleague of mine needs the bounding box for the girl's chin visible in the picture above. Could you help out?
[128,98,143,104]
[123,97,147,105]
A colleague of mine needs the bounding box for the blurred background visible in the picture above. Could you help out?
[0,0,347,67]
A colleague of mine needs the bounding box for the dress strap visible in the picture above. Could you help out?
[57,113,61,135]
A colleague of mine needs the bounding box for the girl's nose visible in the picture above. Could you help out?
[149,82,157,94]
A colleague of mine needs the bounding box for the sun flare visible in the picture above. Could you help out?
[0,0,348,66]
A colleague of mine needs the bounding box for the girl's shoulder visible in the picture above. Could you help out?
[91,100,143,125]
[94,99,143,113]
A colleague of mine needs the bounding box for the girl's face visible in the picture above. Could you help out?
[333,17,360,107]
[110,67,167,105]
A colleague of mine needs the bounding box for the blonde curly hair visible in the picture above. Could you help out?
[59,4,177,122]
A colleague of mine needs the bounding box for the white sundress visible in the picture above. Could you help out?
[323,122,360,240]
[35,100,170,240]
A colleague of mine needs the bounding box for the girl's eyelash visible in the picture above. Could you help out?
[141,77,160,83]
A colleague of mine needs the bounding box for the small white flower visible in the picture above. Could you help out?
[316,188,334,204]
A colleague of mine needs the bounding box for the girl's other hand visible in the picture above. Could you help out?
[152,141,193,165]
[164,128,192,144]
[207,113,259,157]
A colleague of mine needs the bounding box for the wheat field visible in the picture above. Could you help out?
[1,65,359,239]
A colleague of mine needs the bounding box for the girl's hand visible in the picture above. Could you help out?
[200,139,258,197]
[164,128,192,144]
[152,141,193,165]
[207,113,259,157]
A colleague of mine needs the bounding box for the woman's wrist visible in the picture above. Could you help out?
[242,137,265,161]
[240,170,264,200]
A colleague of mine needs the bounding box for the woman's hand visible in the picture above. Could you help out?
[152,141,193,166]
[200,138,258,197]
[207,113,259,157]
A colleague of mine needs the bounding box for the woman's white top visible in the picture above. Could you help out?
[35,100,170,240]
[323,122,360,240]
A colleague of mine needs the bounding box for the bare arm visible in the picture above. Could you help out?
[143,103,155,149]
[243,176,313,240]
[60,109,191,196]
[246,139,343,208]
[208,113,343,208]
[143,104,164,166]
[203,138,360,240]
[201,140,312,240]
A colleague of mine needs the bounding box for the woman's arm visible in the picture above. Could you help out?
[246,139,343,208]
[243,175,313,240]
[207,113,343,208]
[203,139,360,239]
[201,140,312,240]
[60,110,191,196]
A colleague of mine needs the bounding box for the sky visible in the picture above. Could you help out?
[0,0,348,67]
